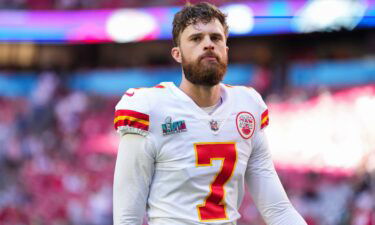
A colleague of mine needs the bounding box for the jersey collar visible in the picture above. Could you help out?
[164,82,234,134]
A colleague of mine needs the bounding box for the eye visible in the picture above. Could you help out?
[211,35,222,42]
[191,36,201,42]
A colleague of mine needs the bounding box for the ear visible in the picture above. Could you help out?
[171,47,182,63]
[226,46,229,53]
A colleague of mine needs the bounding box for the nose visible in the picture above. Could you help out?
[203,36,214,51]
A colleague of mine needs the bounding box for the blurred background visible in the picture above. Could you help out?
[0,0,374,224]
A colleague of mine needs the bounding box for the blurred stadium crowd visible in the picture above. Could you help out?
[1,0,375,224]
[0,72,115,224]
[0,70,374,225]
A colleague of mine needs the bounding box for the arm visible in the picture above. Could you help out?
[113,134,155,225]
[245,129,307,225]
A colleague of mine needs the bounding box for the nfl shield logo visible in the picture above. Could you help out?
[236,112,255,139]
[210,120,219,131]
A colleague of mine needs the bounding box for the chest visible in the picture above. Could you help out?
[149,104,259,172]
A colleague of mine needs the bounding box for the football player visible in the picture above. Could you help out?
[113,2,307,225]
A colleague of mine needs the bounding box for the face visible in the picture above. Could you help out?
[172,19,229,86]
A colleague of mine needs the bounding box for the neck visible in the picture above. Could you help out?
[179,76,221,107]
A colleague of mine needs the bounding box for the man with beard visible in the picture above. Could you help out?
[113,2,307,225]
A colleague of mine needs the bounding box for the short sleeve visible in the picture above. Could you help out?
[114,88,150,137]
[244,87,269,130]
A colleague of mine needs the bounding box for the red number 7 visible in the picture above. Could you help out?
[194,142,237,221]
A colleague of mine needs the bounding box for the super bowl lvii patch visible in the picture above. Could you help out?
[162,116,187,135]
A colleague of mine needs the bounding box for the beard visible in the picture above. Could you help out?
[181,50,227,86]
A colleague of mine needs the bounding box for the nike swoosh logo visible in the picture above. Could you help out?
[125,92,134,97]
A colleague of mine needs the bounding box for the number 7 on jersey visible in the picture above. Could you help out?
[194,142,237,221]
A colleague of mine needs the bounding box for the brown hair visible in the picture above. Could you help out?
[172,2,228,46]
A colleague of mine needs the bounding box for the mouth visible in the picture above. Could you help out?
[200,53,219,62]
[202,56,217,61]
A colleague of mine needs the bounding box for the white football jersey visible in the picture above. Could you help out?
[114,82,271,224]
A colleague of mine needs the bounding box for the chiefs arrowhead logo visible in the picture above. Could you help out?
[236,111,255,139]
